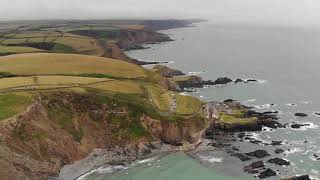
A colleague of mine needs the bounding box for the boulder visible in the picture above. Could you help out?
[262,119,285,129]
[258,168,277,179]
[212,77,233,85]
[247,79,258,82]
[223,99,236,103]
[268,158,290,166]
[246,150,270,158]
[237,132,246,139]
[291,124,309,129]
[271,141,283,146]
[294,113,308,117]
[275,148,284,154]
[232,153,252,161]
[235,79,244,83]
[281,175,311,180]
[244,161,265,173]
[313,154,320,160]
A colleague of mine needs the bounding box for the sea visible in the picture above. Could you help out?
[82,21,320,180]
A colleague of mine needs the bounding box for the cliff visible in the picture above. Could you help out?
[0,91,207,180]
[141,19,201,31]
[102,29,172,65]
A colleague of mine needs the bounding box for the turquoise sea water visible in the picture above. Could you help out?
[83,153,252,180]
[83,22,320,179]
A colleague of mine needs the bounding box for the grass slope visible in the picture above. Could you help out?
[0,93,32,120]
[176,95,202,115]
[0,53,147,78]
[1,31,104,56]
[89,80,144,94]
[0,45,44,53]
[146,85,173,112]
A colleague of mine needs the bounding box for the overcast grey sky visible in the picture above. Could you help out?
[1,0,320,26]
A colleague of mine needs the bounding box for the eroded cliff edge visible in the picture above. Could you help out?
[0,91,207,180]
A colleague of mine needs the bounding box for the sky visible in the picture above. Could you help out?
[1,0,320,26]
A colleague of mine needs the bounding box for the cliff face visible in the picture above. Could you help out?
[142,115,206,147]
[0,94,114,180]
[98,29,172,65]
[141,20,195,31]
[0,92,207,180]
[117,29,172,50]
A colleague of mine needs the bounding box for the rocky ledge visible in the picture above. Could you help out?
[150,65,260,91]
[203,99,284,132]
[173,75,259,90]
[152,65,185,78]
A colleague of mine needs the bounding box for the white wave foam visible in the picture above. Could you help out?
[302,150,313,155]
[136,156,158,164]
[299,100,312,105]
[179,92,188,96]
[166,61,175,64]
[199,155,223,163]
[313,112,320,117]
[187,71,206,75]
[78,156,158,180]
[301,122,319,130]
[96,165,126,173]
[245,132,271,145]
[253,104,275,109]
[285,148,303,154]
[311,169,319,174]
[243,78,267,84]
[262,127,274,132]
[285,103,297,107]
[257,79,267,84]
[77,165,126,180]
[291,122,319,131]
[243,99,256,104]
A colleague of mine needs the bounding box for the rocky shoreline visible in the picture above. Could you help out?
[56,142,174,180]
[56,22,313,180]
[58,94,312,180]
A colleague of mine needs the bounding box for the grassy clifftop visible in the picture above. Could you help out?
[0,52,204,124]
[0,53,147,78]
[0,20,206,180]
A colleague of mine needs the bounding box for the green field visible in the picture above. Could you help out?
[0,53,147,78]
[89,80,144,94]
[0,31,104,56]
[0,45,44,53]
[0,27,204,125]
